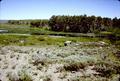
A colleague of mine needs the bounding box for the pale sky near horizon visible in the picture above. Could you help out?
[0,0,120,20]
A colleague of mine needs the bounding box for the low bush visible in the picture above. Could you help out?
[63,62,86,71]
[19,71,32,81]
[8,70,32,81]
[93,61,120,77]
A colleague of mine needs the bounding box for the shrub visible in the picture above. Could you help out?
[40,76,52,81]
[8,70,32,81]
[63,62,86,71]
[92,61,120,77]
[19,71,32,81]
[38,37,45,41]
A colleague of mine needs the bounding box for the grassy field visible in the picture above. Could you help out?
[0,24,61,35]
[0,24,30,34]
[0,34,108,46]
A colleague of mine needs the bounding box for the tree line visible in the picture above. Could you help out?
[8,15,120,33]
[49,15,120,33]
[30,19,48,27]
[8,19,49,27]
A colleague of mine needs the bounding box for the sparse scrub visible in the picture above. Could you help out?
[32,57,47,66]
[31,54,52,67]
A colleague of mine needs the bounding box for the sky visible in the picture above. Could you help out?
[0,0,120,20]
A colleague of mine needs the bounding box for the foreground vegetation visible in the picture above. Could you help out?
[0,36,119,81]
[0,41,120,81]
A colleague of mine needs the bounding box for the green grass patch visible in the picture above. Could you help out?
[0,34,101,46]
[100,31,112,35]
